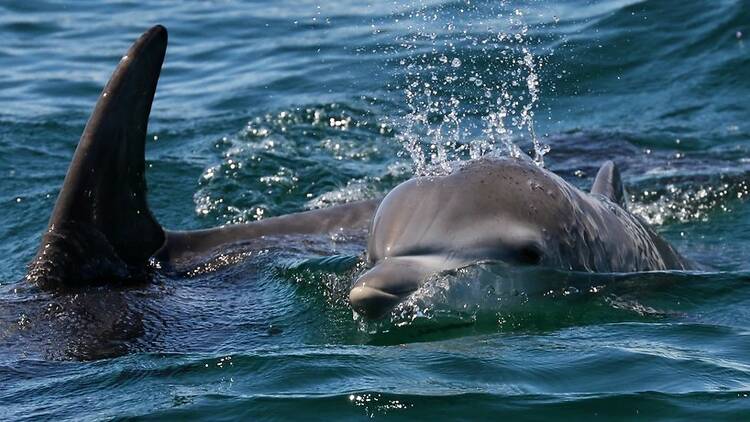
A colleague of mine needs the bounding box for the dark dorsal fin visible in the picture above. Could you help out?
[27,26,168,287]
[591,160,626,207]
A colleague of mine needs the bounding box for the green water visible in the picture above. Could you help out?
[1,0,750,420]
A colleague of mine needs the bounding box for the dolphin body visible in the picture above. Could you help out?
[26,26,696,320]
[349,158,696,317]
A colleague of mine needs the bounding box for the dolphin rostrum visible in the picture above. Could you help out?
[26,26,696,321]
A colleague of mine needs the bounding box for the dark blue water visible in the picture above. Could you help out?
[1,0,749,419]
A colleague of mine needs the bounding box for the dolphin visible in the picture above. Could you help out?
[348,158,696,318]
[25,25,379,289]
[26,25,696,321]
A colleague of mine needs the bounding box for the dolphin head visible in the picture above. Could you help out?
[349,157,573,319]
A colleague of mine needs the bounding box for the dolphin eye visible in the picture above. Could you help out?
[516,244,542,265]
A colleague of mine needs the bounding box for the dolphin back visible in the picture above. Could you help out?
[26,26,168,287]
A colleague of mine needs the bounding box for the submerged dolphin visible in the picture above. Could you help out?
[26,26,695,321]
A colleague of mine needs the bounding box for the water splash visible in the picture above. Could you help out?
[355,264,692,337]
[393,1,552,175]
[630,177,750,226]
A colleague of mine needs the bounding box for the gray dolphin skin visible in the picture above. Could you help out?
[26,26,695,321]
[349,158,696,318]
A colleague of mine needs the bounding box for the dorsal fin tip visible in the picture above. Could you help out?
[591,160,626,206]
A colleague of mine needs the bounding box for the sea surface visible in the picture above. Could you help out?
[1,0,749,420]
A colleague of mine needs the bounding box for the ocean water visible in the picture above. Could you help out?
[1,0,749,420]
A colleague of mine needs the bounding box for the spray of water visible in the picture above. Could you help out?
[392,1,551,175]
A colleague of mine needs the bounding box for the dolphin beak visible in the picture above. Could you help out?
[349,285,403,320]
[349,257,439,319]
